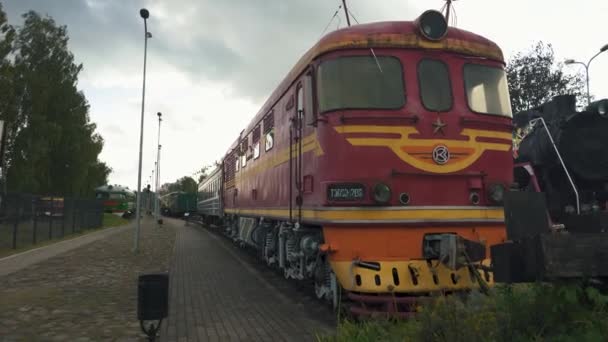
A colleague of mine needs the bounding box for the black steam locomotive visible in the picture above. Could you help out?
[514,95,608,231]
[491,95,608,284]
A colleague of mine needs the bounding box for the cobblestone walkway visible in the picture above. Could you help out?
[161,221,335,342]
[0,217,175,341]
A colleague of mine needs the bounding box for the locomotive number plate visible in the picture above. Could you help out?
[328,183,365,201]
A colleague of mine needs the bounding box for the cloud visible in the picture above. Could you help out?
[3,0,607,190]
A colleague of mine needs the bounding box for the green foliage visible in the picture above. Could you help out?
[0,4,110,196]
[161,176,198,194]
[194,163,214,183]
[506,42,586,113]
[322,284,608,342]
[102,213,129,228]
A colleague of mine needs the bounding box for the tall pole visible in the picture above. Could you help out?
[155,112,162,224]
[341,0,351,27]
[565,44,608,106]
[134,8,151,253]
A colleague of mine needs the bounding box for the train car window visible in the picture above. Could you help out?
[252,126,261,159]
[317,56,405,113]
[253,142,260,159]
[265,129,274,151]
[263,111,274,134]
[418,59,452,111]
[297,85,304,115]
[109,193,125,200]
[464,64,513,117]
[264,112,275,152]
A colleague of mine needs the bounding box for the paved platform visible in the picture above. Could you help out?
[161,220,335,342]
[0,217,174,341]
[0,223,132,277]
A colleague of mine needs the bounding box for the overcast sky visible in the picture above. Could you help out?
[4,0,608,190]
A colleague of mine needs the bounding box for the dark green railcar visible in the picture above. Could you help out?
[160,191,197,217]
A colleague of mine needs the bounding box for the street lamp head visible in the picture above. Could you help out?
[564,59,576,65]
[601,44,608,53]
[140,8,150,19]
[146,32,152,38]
[157,112,162,118]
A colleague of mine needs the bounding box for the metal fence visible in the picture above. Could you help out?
[0,194,104,252]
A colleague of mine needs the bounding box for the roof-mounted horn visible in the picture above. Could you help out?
[415,10,448,41]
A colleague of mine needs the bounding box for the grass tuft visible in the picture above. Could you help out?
[102,213,129,228]
[321,283,608,342]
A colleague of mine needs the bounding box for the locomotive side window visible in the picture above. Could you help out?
[464,64,512,117]
[297,86,304,115]
[252,126,261,159]
[317,56,405,113]
[241,139,248,168]
[264,111,274,151]
[418,59,452,111]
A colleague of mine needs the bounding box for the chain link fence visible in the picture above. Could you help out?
[0,194,104,253]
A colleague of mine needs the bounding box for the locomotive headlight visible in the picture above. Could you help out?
[415,10,448,41]
[487,184,505,204]
[373,183,392,204]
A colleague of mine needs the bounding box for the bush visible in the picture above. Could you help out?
[321,283,608,342]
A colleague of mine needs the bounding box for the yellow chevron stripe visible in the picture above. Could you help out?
[224,207,504,222]
[334,125,512,173]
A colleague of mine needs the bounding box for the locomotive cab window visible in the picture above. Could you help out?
[418,59,452,111]
[464,64,512,117]
[317,56,405,112]
[96,193,109,200]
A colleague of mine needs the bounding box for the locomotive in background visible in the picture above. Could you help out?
[492,96,608,284]
[513,95,608,230]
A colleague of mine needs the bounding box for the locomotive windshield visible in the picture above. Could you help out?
[464,64,512,117]
[317,56,405,113]
[418,59,452,111]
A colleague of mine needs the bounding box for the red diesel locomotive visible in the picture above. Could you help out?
[198,10,513,315]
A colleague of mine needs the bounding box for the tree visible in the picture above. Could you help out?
[506,42,586,113]
[0,2,16,189]
[0,9,110,196]
[194,164,214,183]
[160,176,198,194]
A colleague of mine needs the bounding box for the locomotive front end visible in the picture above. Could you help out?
[312,10,513,314]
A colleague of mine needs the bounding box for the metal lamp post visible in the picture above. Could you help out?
[565,43,608,106]
[155,112,163,224]
[134,8,152,254]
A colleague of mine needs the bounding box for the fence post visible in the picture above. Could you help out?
[79,200,84,232]
[72,198,77,233]
[12,197,20,249]
[98,201,103,228]
[61,197,65,237]
[32,197,38,245]
[48,196,53,240]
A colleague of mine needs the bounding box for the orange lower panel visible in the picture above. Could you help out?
[322,225,506,261]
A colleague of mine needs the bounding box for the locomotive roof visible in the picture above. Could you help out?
[225,20,504,154]
[95,184,133,194]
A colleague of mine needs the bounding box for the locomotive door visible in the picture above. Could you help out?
[290,72,314,224]
[289,84,304,223]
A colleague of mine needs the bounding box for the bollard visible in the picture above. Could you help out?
[138,273,169,341]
